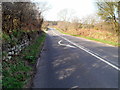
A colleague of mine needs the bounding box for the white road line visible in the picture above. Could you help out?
[65,34,115,47]
[71,86,79,88]
[52,30,120,71]
[58,40,76,48]
[36,46,44,68]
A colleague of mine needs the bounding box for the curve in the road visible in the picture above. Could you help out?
[52,29,120,71]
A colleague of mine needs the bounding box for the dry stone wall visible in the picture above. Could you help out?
[2,31,39,61]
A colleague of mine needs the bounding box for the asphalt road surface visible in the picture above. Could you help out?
[33,28,118,88]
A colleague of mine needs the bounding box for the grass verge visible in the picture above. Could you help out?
[2,32,46,88]
[56,29,119,46]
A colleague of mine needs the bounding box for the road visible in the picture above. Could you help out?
[33,28,118,88]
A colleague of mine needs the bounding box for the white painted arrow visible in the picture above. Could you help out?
[58,40,76,48]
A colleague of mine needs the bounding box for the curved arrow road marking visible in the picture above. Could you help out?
[58,40,76,48]
[52,29,120,71]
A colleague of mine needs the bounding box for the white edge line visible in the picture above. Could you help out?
[36,44,45,68]
[52,30,120,71]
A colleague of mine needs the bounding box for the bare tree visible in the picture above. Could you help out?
[57,8,75,22]
[36,2,51,14]
[71,16,81,30]
[80,14,98,29]
[57,9,75,31]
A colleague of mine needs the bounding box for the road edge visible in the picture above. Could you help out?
[30,33,46,88]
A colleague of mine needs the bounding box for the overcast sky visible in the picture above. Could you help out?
[33,0,97,21]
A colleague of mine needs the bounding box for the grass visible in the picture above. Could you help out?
[74,35,119,46]
[3,58,32,88]
[2,32,46,88]
[57,29,119,46]
[22,32,46,64]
